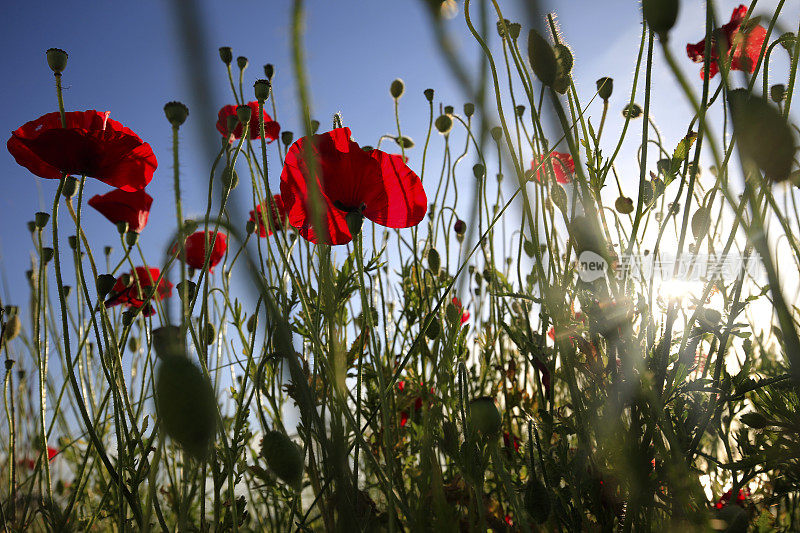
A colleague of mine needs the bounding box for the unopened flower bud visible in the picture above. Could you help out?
[254,79,271,102]
[46,48,68,74]
[615,196,634,214]
[176,280,197,301]
[528,29,557,87]
[435,114,453,134]
[424,88,434,102]
[61,285,72,299]
[34,212,50,229]
[221,166,239,190]
[281,131,294,146]
[236,104,252,125]
[203,322,216,345]
[642,0,679,40]
[225,115,238,136]
[116,221,129,235]
[122,310,136,326]
[427,248,441,273]
[464,102,475,117]
[68,236,79,250]
[390,78,405,99]
[596,77,613,101]
[4,359,14,370]
[164,101,189,127]
[771,84,786,103]
[219,47,233,65]
[41,247,54,264]
[236,56,249,70]
[395,136,414,148]
[247,314,258,332]
[454,219,466,236]
[96,274,117,297]
[246,219,256,234]
[63,176,79,198]
[264,63,275,79]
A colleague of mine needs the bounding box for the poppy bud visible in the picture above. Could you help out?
[104,245,113,256]
[463,102,475,117]
[473,164,485,179]
[691,206,710,239]
[25,270,35,283]
[253,79,271,102]
[125,231,139,247]
[247,314,258,332]
[454,219,466,236]
[261,430,304,489]
[61,285,72,299]
[642,0,679,40]
[245,219,257,234]
[427,248,441,273]
[528,29,557,87]
[770,84,786,104]
[26,221,36,234]
[219,47,233,65]
[236,104,252,125]
[264,63,275,79]
[225,115,238,136]
[46,48,68,74]
[96,274,117,297]
[155,355,217,459]
[281,131,294,146]
[426,319,441,339]
[552,44,573,94]
[41,247,54,264]
[68,236,79,250]
[176,280,196,302]
[221,166,239,190]
[622,103,643,119]
[615,196,634,214]
[3,315,21,342]
[164,101,189,127]
[740,411,768,429]
[515,105,525,117]
[390,78,405,99]
[236,56,249,70]
[203,322,216,345]
[444,105,454,115]
[310,120,320,134]
[496,19,512,38]
[63,176,79,198]
[469,396,501,437]
[596,77,613,101]
[395,136,414,148]
[445,302,460,324]
[34,212,50,229]
[491,127,503,141]
[524,477,551,523]
[121,310,136,326]
[120,273,134,287]
[424,88,434,102]
[116,221,129,235]
[128,337,141,353]
[435,114,453,134]
[345,210,364,237]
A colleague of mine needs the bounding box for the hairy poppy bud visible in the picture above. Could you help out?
[435,114,453,134]
[473,164,485,179]
[41,247,54,264]
[345,210,364,237]
[771,84,786,104]
[596,77,614,101]
[236,104,252,125]
[741,411,768,429]
[281,131,294,146]
[176,280,196,302]
[96,274,116,297]
[622,103,643,119]
[261,430,304,489]
[390,78,405,99]
[164,101,189,127]
[121,310,136,326]
[424,88,434,102]
[395,136,414,148]
[46,48,68,74]
[125,231,139,247]
[454,219,466,236]
[34,212,50,229]
[642,0,679,40]
[469,397,501,437]
[247,314,258,333]
[528,29,557,87]
[427,248,441,273]
[221,166,239,190]
[552,43,574,94]
[156,355,217,459]
[203,322,216,345]
[310,120,320,134]
[264,63,275,79]
[68,236,79,250]
[63,176,79,198]
[218,47,233,65]
[426,319,440,339]
[3,315,21,342]
[116,221,129,235]
[615,196,634,214]
[463,102,475,117]
[691,206,710,239]
[525,477,551,523]
[236,56,249,70]
[253,79,271,102]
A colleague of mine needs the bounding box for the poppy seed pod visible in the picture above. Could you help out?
[528,29,557,87]
[46,48,68,74]
[390,78,405,99]
[264,63,275,79]
[34,212,50,229]
[771,84,786,103]
[596,77,614,101]
[281,131,294,146]
[3,315,21,342]
[469,396,501,437]
[424,88,434,102]
[260,430,304,489]
[473,164,485,179]
[345,211,364,237]
[164,101,189,127]
[435,114,453,134]
[96,274,117,297]
[68,236,79,250]
[122,310,136,327]
[236,104,252,125]
[116,221,129,235]
[515,105,526,117]
[245,219,257,234]
[253,79,271,102]
[464,102,475,117]
[176,280,197,302]
[26,221,36,234]
[444,105,454,115]
[41,247,54,264]
[218,47,233,65]
[63,176,79,198]
[236,56,249,70]
[642,0,679,40]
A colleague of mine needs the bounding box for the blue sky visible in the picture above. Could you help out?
[1,0,798,310]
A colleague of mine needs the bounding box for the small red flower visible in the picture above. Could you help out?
[47,446,58,461]
[87,189,153,233]
[7,111,157,191]
[216,101,279,142]
[280,127,427,245]
[184,231,227,271]
[400,411,410,427]
[533,151,574,184]
[249,194,287,237]
[397,380,406,392]
[452,297,470,324]
[686,5,767,79]
[715,488,749,509]
[504,515,513,526]
[503,431,521,453]
[104,267,172,316]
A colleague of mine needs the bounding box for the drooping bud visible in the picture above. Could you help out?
[68,236,79,250]
[642,0,679,40]
[264,63,275,79]
[596,77,614,101]
[473,164,485,179]
[246,219,257,234]
[46,48,68,74]
[395,136,414,149]
[218,47,233,65]
[61,285,72,299]
[390,78,405,99]
[103,245,113,256]
[770,84,786,104]
[424,88,434,102]
[96,274,117,297]
[454,219,466,236]
[260,430,305,489]
[236,56,249,70]
[253,79,271,102]
[164,101,189,127]
[469,396,501,437]
[527,29,557,87]
[236,104,252,125]
[435,114,453,134]
[34,212,50,229]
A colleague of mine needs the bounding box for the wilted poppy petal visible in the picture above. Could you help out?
[88,189,153,232]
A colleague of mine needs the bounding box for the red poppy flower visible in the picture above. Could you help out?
[249,194,287,237]
[184,231,227,271]
[533,151,574,184]
[87,189,153,233]
[715,488,749,509]
[503,431,521,453]
[400,410,409,427]
[7,110,157,191]
[397,380,406,392]
[104,267,172,316]
[280,127,427,245]
[452,297,470,324]
[686,5,767,79]
[216,101,279,142]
